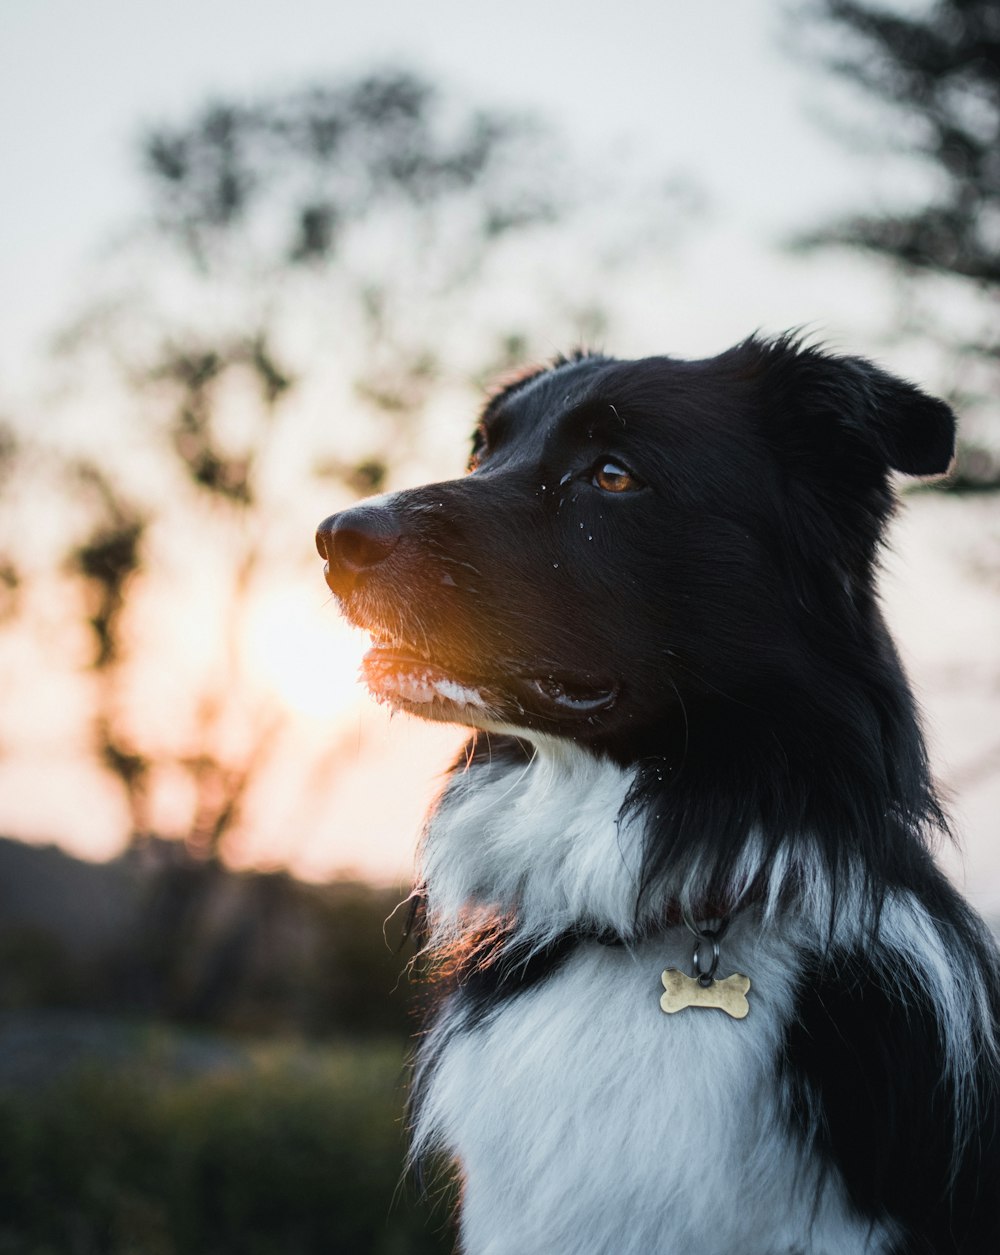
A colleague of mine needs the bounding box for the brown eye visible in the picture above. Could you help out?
[593,461,639,493]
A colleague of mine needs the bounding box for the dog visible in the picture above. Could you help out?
[316,335,1000,1254]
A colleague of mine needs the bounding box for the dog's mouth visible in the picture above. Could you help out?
[360,634,619,727]
[362,639,493,717]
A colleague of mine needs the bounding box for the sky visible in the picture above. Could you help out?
[3,0,999,908]
[0,0,894,390]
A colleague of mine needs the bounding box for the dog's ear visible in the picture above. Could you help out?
[817,352,956,476]
[740,336,956,478]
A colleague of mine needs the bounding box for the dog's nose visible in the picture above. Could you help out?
[316,505,401,593]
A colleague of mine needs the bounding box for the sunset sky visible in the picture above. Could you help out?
[2,0,999,910]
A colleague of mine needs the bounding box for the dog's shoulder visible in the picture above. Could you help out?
[784,882,1000,1253]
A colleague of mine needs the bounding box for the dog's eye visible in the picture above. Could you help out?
[593,461,640,493]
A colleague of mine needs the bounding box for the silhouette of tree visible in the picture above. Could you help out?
[0,424,21,627]
[143,71,557,270]
[801,0,1000,489]
[66,463,150,834]
[44,68,673,862]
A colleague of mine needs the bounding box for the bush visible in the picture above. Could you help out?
[0,1036,454,1255]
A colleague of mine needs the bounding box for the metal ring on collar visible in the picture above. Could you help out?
[692,928,722,986]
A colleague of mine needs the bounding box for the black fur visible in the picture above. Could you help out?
[783,881,1000,1253]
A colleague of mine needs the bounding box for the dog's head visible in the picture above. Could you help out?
[316,336,954,765]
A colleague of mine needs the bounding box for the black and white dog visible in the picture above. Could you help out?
[316,336,1000,1254]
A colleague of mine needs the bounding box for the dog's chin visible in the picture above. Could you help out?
[361,642,620,731]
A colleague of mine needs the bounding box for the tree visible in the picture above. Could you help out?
[46,72,556,860]
[0,424,22,627]
[798,4,1000,805]
[24,68,682,865]
[800,0,1000,490]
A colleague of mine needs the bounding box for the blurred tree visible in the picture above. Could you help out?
[43,68,681,869]
[0,423,22,627]
[66,462,150,834]
[143,71,557,266]
[798,2,1000,808]
[800,0,1000,489]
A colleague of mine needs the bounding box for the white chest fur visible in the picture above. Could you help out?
[416,932,890,1254]
[414,744,892,1255]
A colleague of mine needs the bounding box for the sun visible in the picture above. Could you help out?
[244,582,369,720]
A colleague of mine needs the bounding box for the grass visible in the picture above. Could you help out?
[0,1028,455,1255]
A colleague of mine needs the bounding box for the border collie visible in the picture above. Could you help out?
[316,335,1000,1254]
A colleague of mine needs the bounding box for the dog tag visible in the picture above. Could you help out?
[659,968,751,1019]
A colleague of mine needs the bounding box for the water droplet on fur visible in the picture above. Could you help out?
[552,562,559,569]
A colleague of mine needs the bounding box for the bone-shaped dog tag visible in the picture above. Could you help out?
[659,969,751,1019]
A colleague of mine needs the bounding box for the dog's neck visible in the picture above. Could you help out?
[418,736,775,951]
[417,732,894,953]
[419,738,641,946]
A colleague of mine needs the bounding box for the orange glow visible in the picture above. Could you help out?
[245,583,368,719]
[422,904,517,985]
